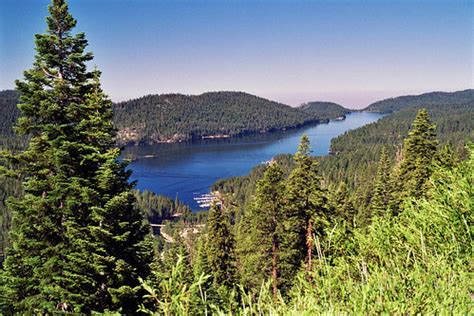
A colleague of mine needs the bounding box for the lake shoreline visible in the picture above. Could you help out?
[128,112,385,210]
[118,113,356,148]
[122,115,352,161]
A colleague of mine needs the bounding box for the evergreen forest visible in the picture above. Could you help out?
[0,0,472,314]
[297,101,350,120]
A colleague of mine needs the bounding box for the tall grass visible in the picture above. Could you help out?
[141,147,474,314]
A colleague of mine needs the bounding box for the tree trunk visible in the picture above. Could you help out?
[306,219,313,271]
[272,234,278,299]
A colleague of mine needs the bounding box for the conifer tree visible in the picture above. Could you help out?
[193,235,211,282]
[206,202,236,288]
[193,202,236,308]
[370,147,393,216]
[280,135,327,288]
[393,108,438,211]
[332,182,357,227]
[236,162,285,297]
[433,143,458,170]
[1,0,153,313]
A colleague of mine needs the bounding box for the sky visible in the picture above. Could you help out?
[0,0,472,108]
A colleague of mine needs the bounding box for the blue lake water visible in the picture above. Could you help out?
[127,112,385,209]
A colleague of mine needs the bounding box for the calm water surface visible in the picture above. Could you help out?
[127,112,385,209]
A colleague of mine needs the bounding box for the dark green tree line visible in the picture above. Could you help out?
[1,0,152,313]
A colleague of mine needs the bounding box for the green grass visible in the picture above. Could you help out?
[141,147,474,315]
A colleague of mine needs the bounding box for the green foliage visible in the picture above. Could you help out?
[324,101,473,188]
[139,255,210,316]
[206,202,236,287]
[280,145,473,314]
[280,135,328,291]
[298,101,351,120]
[0,92,27,263]
[113,91,320,145]
[0,91,20,139]
[370,146,393,217]
[213,100,474,224]
[2,88,355,147]
[236,162,286,294]
[392,108,438,210]
[364,89,473,113]
[330,182,357,227]
[433,142,459,170]
[149,145,474,315]
[134,189,192,224]
[0,0,152,313]
[207,105,473,314]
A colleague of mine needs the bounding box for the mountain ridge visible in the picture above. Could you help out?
[112,91,320,145]
[1,89,472,146]
[363,89,473,113]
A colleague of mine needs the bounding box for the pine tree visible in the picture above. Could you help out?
[206,202,236,288]
[370,147,392,216]
[393,108,438,211]
[280,135,327,289]
[236,161,285,297]
[332,182,357,227]
[433,143,458,170]
[0,0,153,313]
[193,235,212,282]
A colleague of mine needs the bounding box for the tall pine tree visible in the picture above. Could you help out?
[332,182,357,227]
[236,161,285,297]
[370,147,393,217]
[0,0,153,313]
[206,202,236,288]
[281,135,327,289]
[392,108,438,211]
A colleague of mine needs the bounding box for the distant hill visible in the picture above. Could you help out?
[213,99,474,222]
[0,90,20,137]
[3,89,472,146]
[364,89,474,113]
[298,101,351,120]
[113,91,320,145]
[0,90,25,151]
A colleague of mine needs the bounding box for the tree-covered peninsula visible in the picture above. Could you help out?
[298,101,351,120]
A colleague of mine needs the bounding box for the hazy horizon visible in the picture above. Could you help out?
[1,0,472,108]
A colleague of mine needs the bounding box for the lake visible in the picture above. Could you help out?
[126,112,385,209]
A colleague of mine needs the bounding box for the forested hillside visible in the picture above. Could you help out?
[147,111,473,314]
[298,101,351,120]
[364,89,473,113]
[0,91,24,259]
[0,90,26,151]
[1,90,354,147]
[213,100,474,221]
[0,90,19,137]
[113,92,319,145]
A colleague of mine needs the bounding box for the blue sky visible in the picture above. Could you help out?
[0,0,472,108]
